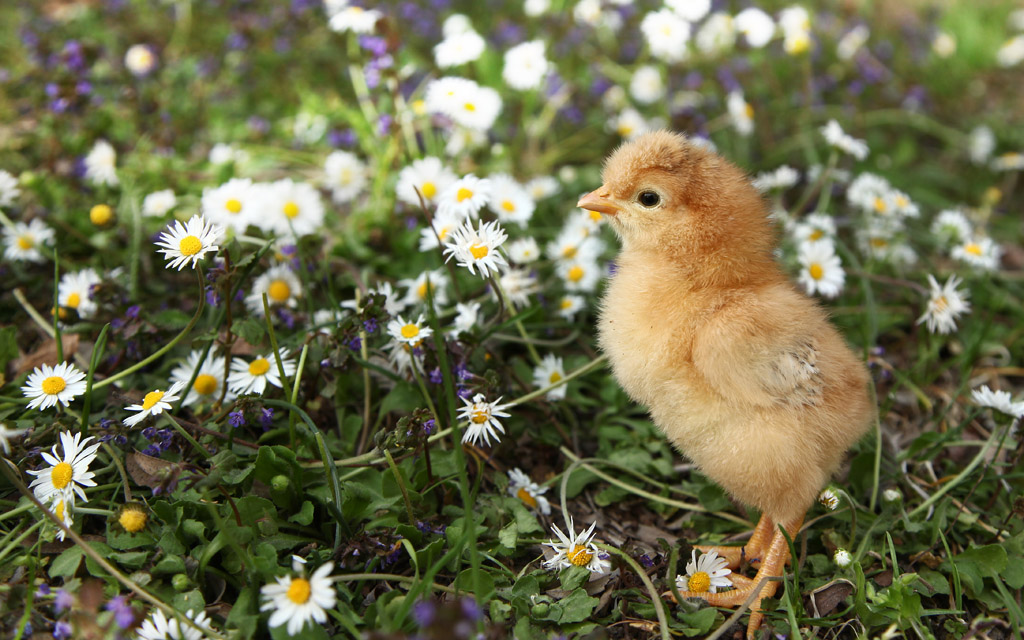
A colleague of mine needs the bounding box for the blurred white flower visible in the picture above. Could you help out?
[328,6,381,33]
[930,210,972,245]
[0,170,20,207]
[992,151,1024,171]
[640,9,691,63]
[507,236,541,264]
[837,25,869,60]
[735,7,775,48]
[397,156,456,207]
[791,212,836,245]
[557,294,585,320]
[425,77,502,131]
[0,423,27,455]
[752,165,800,192]
[951,237,1001,271]
[821,120,868,160]
[209,143,248,166]
[608,107,657,140]
[932,31,956,58]
[996,35,1024,67]
[264,178,324,238]
[666,0,711,23]
[3,218,54,262]
[292,112,328,145]
[418,209,462,252]
[967,125,995,165]
[246,264,303,315]
[488,174,535,228]
[525,176,560,200]
[442,13,473,37]
[917,274,970,335]
[503,40,549,91]
[170,350,233,407]
[202,178,257,233]
[398,269,449,308]
[558,258,602,293]
[436,174,491,219]
[434,30,485,68]
[123,381,184,428]
[833,549,852,567]
[727,91,754,137]
[58,268,102,319]
[136,609,214,640]
[452,301,480,335]
[323,151,367,204]
[84,140,118,187]
[695,13,736,56]
[972,385,1024,418]
[498,268,539,307]
[629,65,664,105]
[533,354,567,401]
[124,44,157,76]
[142,189,176,218]
[779,6,812,55]
[508,468,552,514]
[524,0,549,17]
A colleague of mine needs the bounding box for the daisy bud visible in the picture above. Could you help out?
[818,488,840,511]
[882,488,902,504]
[90,204,114,226]
[833,548,852,568]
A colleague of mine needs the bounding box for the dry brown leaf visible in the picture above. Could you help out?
[806,578,855,618]
[12,335,79,378]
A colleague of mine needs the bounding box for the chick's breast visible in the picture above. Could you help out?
[599,255,874,523]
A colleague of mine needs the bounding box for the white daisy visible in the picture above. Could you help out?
[836,24,869,60]
[735,7,775,48]
[123,381,185,428]
[629,65,665,105]
[260,562,337,636]
[323,151,367,204]
[170,351,232,407]
[201,179,257,233]
[917,274,970,335]
[396,157,456,208]
[155,215,224,271]
[818,488,840,510]
[753,166,800,192]
[996,35,1024,68]
[208,143,249,166]
[695,12,737,56]
[971,385,1024,419]
[0,423,28,455]
[727,91,754,137]
[666,0,711,22]
[967,125,995,165]
[49,493,75,541]
[798,240,845,298]
[424,77,502,131]
[246,265,303,315]
[608,107,655,140]
[930,210,972,245]
[135,608,214,640]
[84,140,119,187]
[846,173,891,212]
[559,259,602,293]
[58,268,102,319]
[22,362,87,411]
[951,237,1001,271]
[503,40,549,91]
[676,549,732,593]
[327,6,381,33]
[442,13,473,37]
[507,468,551,515]
[451,301,480,335]
[640,9,691,63]
[417,209,462,252]
[142,189,177,218]
[525,176,559,200]
[124,44,157,76]
[507,237,541,264]
[0,169,21,207]
[3,218,55,262]
[556,294,585,320]
[443,219,509,278]
[444,127,488,156]
[487,174,535,228]
[264,179,324,238]
[544,517,610,574]
[498,268,539,308]
[791,212,836,245]
[459,393,511,447]
[387,314,433,347]
[227,349,297,396]
[434,30,485,68]
[292,112,327,145]
[547,225,604,263]
[26,430,100,505]
[398,270,449,308]
[821,120,868,160]
[533,354,567,401]
[992,151,1024,172]
[342,281,406,317]
[436,174,491,219]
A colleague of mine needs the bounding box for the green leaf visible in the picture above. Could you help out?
[559,566,590,591]
[454,568,496,600]
[112,551,149,569]
[50,547,84,578]
[153,555,186,575]
[172,589,206,614]
[498,521,518,552]
[0,326,17,370]
[677,607,719,635]
[947,544,1007,595]
[556,588,599,624]
[232,318,266,345]
[289,500,315,526]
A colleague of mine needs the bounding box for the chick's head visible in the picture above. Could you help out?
[579,130,777,285]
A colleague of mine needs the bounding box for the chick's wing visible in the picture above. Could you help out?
[690,294,825,408]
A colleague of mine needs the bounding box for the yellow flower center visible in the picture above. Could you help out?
[809,229,824,241]
[339,168,353,185]
[567,266,584,282]
[51,462,73,490]
[141,390,165,410]
[549,371,562,384]
[42,376,67,395]
[421,181,437,199]
[470,244,489,259]
[933,295,948,312]
[179,235,202,256]
[401,323,420,339]
[870,237,888,248]
[249,358,270,376]
[225,198,242,214]
[687,571,711,593]
[471,409,489,424]
[412,99,426,115]
[268,280,292,302]
[895,195,908,208]
[286,578,311,604]
[501,200,516,212]
[90,204,113,225]
[617,124,634,137]
[568,544,593,567]
[417,282,430,300]
[456,187,473,202]
[873,197,887,213]
[17,235,33,250]
[516,487,538,509]
[788,33,810,54]
[55,499,66,521]
[463,102,476,112]
[66,292,81,309]
[964,243,982,256]
[194,374,218,395]
[809,263,824,280]
[119,507,148,533]
[588,210,602,222]
[744,103,754,119]
[438,226,452,242]
[283,201,300,218]
[561,246,577,259]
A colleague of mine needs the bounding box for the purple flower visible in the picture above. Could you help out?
[428,368,442,384]
[348,336,362,351]
[377,114,393,136]
[328,128,357,148]
[228,411,246,428]
[412,599,436,627]
[53,621,72,640]
[363,318,378,334]
[460,597,482,621]
[639,554,654,568]
[359,35,388,57]
[125,305,140,320]
[260,407,274,427]
[35,584,51,598]
[105,596,134,629]
[423,419,435,435]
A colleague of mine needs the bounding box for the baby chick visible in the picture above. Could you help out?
[578,131,874,638]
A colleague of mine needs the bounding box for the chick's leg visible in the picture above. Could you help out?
[675,515,804,640]
[694,513,774,569]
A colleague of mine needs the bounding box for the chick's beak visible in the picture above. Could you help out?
[577,189,620,216]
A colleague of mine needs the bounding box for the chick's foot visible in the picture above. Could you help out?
[693,513,775,569]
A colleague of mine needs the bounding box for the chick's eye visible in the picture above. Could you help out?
[638,191,660,207]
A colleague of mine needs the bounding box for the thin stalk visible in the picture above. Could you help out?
[163,414,211,459]
[384,450,416,525]
[596,543,670,640]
